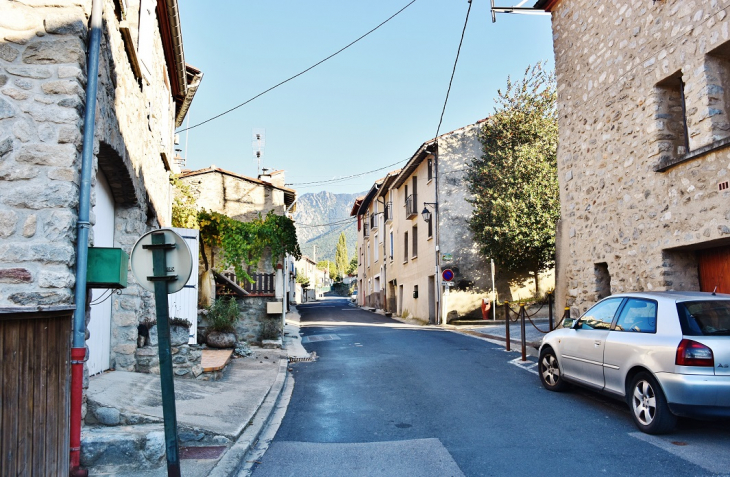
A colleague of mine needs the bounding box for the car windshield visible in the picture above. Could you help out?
[676,300,730,336]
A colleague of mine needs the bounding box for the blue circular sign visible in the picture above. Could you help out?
[442,269,454,282]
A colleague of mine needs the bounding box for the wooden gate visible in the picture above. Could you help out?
[0,306,73,476]
[698,246,730,294]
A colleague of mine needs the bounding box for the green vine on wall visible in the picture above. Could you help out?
[171,176,302,284]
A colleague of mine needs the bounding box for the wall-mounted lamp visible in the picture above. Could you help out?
[422,202,437,222]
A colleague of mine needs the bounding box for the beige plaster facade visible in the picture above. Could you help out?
[353,121,555,323]
[536,0,730,315]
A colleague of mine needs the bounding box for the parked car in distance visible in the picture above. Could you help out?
[351,290,358,302]
[538,291,730,434]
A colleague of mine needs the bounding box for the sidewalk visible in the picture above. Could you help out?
[82,306,309,476]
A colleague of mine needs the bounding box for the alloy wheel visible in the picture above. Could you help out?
[632,379,657,426]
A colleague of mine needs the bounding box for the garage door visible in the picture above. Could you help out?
[698,246,730,294]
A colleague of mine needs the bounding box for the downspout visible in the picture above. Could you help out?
[282,198,297,328]
[377,196,386,311]
[70,0,102,475]
[433,143,442,325]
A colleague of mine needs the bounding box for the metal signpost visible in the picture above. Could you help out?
[130,229,193,477]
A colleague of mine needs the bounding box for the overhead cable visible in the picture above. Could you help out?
[435,0,472,139]
[286,158,406,186]
[176,0,419,133]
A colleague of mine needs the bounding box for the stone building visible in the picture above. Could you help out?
[535,0,730,315]
[352,120,554,323]
[0,0,201,374]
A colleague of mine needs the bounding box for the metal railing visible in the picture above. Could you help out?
[384,201,393,223]
[370,212,378,230]
[363,221,370,238]
[405,194,418,219]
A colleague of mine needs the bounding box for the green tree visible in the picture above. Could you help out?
[346,256,358,276]
[465,63,559,296]
[170,175,198,229]
[317,260,337,280]
[335,232,348,280]
[295,271,310,288]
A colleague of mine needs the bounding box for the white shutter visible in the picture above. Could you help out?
[137,0,157,80]
[167,228,199,344]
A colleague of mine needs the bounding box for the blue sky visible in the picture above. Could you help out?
[176,0,554,195]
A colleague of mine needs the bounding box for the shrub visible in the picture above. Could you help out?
[169,317,192,328]
[206,297,240,333]
[259,317,281,341]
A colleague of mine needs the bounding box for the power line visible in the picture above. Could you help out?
[296,218,357,228]
[177,0,419,133]
[286,158,406,186]
[435,0,472,139]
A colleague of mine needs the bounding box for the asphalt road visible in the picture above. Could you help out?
[250,296,730,477]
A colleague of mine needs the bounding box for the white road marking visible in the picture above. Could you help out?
[629,431,730,475]
[509,357,538,375]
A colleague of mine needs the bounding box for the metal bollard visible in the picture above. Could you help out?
[519,303,527,362]
[504,301,511,351]
[548,293,554,331]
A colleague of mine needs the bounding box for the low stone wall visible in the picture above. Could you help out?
[134,325,202,378]
[235,296,280,343]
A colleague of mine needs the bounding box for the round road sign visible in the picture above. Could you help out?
[442,269,454,282]
[130,229,193,293]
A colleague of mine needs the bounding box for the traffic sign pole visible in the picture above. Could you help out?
[145,232,181,477]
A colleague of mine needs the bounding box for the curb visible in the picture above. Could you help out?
[207,358,289,477]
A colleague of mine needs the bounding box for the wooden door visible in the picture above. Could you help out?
[698,246,730,294]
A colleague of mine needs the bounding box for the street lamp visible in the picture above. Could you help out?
[422,202,437,222]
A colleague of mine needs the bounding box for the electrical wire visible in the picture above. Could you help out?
[435,0,472,139]
[176,0,419,133]
[286,158,407,186]
[296,218,357,228]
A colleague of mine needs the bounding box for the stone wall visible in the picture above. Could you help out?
[547,0,730,315]
[0,0,184,372]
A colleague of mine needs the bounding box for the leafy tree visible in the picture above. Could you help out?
[335,232,348,280]
[317,260,337,280]
[170,175,198,229]
[346,256,358,276]
[465,63,559,295]
[295,271,310,288]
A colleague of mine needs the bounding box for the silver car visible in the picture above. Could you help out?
[538,291,730,434]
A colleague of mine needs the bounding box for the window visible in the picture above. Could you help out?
[614,299,657,333]
[427,214,433,238]
[706,42,730,143]
[389,231,394,259]
[677,300,730,336]
[655,71,689,166]
[412,225,418,257]
[594,262,611,300]
[404,185,408,205]
[373,233,379,262]
[403,231,409,262]
[427,158,433,181]
[577,298,623,330]
[137,0,156,80]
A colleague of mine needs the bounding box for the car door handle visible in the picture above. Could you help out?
[594,340,601,347]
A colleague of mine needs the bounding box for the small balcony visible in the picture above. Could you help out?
[370,212,378,231]
[405,194,418,219]
[363,221,370,238]
[384,202,393,223]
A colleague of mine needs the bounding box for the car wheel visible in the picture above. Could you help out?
[628,372,677,434]
[538,348,567,392]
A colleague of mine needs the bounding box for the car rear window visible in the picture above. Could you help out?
[676,301,730,336]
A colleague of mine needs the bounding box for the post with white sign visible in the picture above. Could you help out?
[131,229,193,477]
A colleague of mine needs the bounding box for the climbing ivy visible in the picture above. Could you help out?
[170,175,199,229]
[198,209,301,284]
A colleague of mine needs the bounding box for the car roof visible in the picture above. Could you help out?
[608,291,730,303]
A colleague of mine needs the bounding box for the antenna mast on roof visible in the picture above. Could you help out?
[252,128,266,175]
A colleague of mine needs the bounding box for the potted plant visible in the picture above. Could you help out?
[204,297,239,348]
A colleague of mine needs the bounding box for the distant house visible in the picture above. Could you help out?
[535,0,730,315]
[352,120,554,322]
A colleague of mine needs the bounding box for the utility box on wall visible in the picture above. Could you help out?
[86,247,129,289]
[267,301,283,314]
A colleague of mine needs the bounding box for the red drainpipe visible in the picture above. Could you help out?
[69,347,87,476]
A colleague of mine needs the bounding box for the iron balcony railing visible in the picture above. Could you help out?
[370,212,378,231]
[363,221,370,238]
[384,201,393,223]
[405,194,418,219]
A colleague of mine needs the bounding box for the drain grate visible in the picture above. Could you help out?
[289,352,317,363]
[301,334,340,343]
[180,446,226,460]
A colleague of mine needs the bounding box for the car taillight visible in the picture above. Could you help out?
[675,339,714,367]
